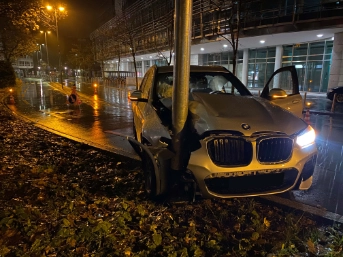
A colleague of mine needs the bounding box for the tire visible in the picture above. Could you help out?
[336,93,343,103]
[133,122,138,140]
[142,153,157,199]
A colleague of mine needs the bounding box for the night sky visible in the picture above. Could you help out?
[40,0,110,67]
[58,0,105,39]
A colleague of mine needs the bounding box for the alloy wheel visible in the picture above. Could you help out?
[336,94,343,103]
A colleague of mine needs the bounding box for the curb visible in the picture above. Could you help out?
[260,195,343,225]
[302,109,343,116]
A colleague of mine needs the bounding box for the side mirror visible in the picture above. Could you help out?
[129,90,148,102]
[269,88,288,99]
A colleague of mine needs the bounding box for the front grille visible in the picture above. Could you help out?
[257,137,293,163]
[205,168,298,195]
[207,137,253,166]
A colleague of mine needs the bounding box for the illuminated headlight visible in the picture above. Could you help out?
[296,126,316,148]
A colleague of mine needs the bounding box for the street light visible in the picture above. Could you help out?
[40,30,51,69]
[46,5,65,84]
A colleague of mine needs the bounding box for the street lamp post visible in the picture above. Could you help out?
[40,31,51,70]
[46,5,65,85]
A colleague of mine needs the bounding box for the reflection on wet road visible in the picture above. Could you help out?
[293,112,343,215]
[10,79,136,158]
[8,79,343,215]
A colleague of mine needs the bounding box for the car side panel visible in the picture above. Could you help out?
[269,94,304,118]
[141,102,171,146]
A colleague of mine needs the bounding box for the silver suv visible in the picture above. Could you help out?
[129,65,317,200]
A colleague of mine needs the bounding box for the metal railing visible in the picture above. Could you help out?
[90,0,343,62]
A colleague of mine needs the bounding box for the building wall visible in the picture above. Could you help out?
[12,56,34,77]
[91,0,343,92]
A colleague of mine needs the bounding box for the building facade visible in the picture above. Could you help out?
[12,56,34,77]
[90,0,343,92]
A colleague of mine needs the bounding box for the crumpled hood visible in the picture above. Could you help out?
[189,92,307,136]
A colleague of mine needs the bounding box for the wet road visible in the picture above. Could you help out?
[9,78,137,158]
[7,78,343,216]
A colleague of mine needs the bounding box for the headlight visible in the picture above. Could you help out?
[296,126,316,148]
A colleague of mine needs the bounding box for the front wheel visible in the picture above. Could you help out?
[142,154,157,199]
[133,122,138,140]
[336,93,343,103]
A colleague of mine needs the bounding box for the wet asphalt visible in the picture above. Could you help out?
[6,77,343,217]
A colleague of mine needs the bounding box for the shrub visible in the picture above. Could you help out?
[0,61,16,88]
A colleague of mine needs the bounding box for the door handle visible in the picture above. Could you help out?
[292,100,299,104]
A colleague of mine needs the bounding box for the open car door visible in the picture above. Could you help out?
[260,66,303,118]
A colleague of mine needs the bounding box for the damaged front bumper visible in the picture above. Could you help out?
[187,140,317,199]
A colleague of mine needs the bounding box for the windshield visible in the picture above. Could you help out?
[155,71,252,99]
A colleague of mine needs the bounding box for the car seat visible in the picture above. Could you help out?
[190,76,212,93]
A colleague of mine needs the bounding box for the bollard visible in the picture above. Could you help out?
[330,93,337,113]
[303,92,307,109]
[8,88,15,104]
[304,108,311,124]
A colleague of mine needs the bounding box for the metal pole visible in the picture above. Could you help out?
[55,9,62,85]
[44,32,50,69]
[171,0,193,171]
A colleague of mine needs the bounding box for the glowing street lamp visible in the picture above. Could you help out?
[46,4,66,84]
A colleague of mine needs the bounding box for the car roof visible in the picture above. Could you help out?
[156,65,231,74]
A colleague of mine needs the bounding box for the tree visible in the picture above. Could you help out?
[118,11,139,89]
[152,9,174,66]
[65,39,95,77]
[0,0,42,87]
[209,0,248,76]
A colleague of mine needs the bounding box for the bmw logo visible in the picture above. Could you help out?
[241,123,251,130]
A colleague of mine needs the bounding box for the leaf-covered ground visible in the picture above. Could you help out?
[0,89,342,257]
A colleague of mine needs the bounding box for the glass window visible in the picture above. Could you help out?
[294,63,306,91]
[249,49,256,59]
[292,56,307,62]
[324,53,332,61]
[267,48,276,58]
[324,40,333,55]
[237,50,244,60]
[306,61,322,92]
[201,54,208,65]
[293,43,308,56]
[309,42,324,55]
[155,71,251,100]
[221,52,229,65]
[282,56,292,62]
[320,61,331,92]
[144,60,151,69]
[256,49,267,59]
[308,55,323,61]
[283,45,293,57]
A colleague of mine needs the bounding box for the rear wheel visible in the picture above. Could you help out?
[336,93,343,103]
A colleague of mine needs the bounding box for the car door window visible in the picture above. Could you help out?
[156,75,173,99]
[269,71,293,96]
[260,66,303,118]
[261,66,300,98]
